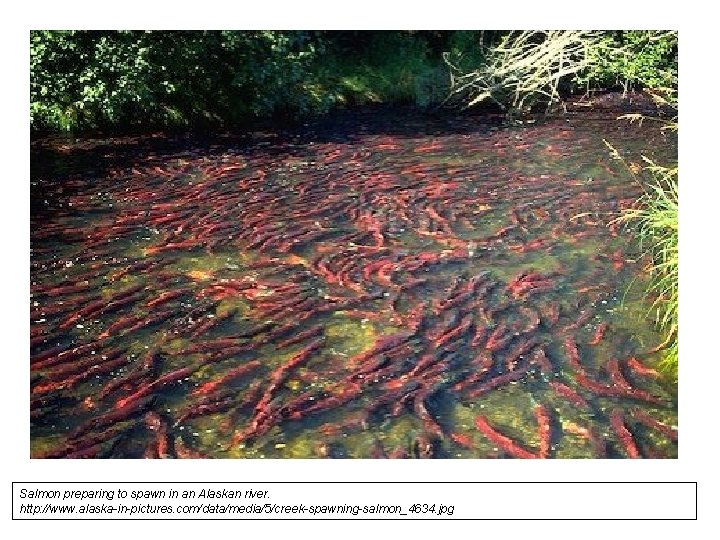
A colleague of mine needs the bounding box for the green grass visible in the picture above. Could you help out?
[617,160,678,379]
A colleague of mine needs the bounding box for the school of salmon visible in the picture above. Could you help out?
[30,110,678,458]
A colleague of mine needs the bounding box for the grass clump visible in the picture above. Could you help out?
[616,159,678,379]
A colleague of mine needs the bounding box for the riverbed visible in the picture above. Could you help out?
[30,108,678,458]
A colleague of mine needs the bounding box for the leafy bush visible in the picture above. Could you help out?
[30,30,462,133]
[31,31,156,131]
[318,31,448,108]
[576,31,678,96]
[30,31,332,132]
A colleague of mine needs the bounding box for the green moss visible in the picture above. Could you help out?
[216,297,250,318]
[553,429,595,458]
[30,434,67,457]
[480,385,539,449]
[380,416,421,450]
[325,317,377,357]
[280,435,318,458]
[168,252,250,275]
[100,275,144,299]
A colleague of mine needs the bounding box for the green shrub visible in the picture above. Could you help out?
[31,31,156,131]
[323,31,448,107]
[31,30,464,133]
[576,31,677,95]
[30,30,331,132]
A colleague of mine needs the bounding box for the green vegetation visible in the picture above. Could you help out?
[576,31,678,97]
[605,139,678,380]
[30,30,679,133]
[605,34,677,379]
[31,31,461,133]
[31,31,333,132]
[618,162,678,377]
[321,31,448,108]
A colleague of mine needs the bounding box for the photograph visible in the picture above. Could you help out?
[29,29,678,459]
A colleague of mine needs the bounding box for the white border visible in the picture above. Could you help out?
[3,1,718,536]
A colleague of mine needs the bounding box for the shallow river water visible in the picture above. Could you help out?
[30,109,678,458]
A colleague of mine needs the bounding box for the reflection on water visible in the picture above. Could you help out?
[30,110,678,458]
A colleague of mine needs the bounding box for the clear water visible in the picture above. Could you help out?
[30,109,678,458]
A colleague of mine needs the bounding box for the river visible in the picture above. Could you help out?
[30,107,678,458]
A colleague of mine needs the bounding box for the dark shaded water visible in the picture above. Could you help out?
[30,109,678,458]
